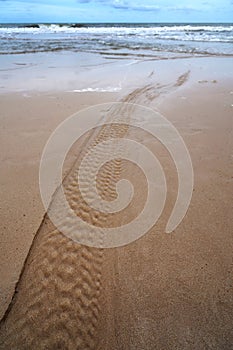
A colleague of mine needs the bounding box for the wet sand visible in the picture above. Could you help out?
[0,55,233,349]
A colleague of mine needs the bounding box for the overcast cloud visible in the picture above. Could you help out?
[0,0,232,23]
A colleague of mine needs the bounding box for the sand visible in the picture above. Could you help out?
[0,55,233,349]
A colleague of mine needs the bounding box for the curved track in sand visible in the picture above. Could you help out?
[0,73,192,349]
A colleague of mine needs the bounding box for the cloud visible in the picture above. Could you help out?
[76,0,204,12]
[113,5,160,11]
[75,0,161,11]
[168,5,201,12]
[2,0,229,13]
[1,0,232,23]
[112,1,160,11]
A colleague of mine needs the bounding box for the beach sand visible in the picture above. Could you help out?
[0,55,233,349]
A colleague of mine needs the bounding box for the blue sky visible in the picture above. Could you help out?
[0,0,232,23]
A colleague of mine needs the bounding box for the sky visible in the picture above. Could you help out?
[0,0,232,23]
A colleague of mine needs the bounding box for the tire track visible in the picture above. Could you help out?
[0,103,131,349]
[121,70,190,105]
[0,70,190,349]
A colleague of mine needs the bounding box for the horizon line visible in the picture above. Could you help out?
[0,21,233,24]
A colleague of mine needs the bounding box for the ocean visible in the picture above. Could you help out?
[0,23,232,57]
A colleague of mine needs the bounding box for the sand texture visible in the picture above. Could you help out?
[0,56,233,349]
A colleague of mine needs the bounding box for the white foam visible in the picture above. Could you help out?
[70,87,122,93]
[0,24,232,56]
[1,24,233,36]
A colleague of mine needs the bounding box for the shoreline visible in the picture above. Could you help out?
[0,53,233,95]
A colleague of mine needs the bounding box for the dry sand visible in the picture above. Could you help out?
[0,55,233,349]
